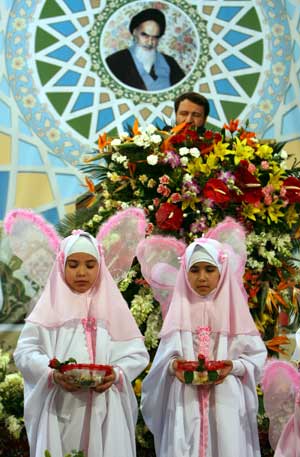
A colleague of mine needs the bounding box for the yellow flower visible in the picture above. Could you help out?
[181,195,201,211]
[107,172,121,182]
[267,165,286,191]
[233,138,255,165]
[134,378,142,396]
[139,174,148,184]
[147,178,156,188]
[188,153,220,177]
[255,143,274,160]
[241,203,262,221]
[265,202,285,223]
[286,204,298,228]
[213,141,232,161]
[187,157,203,175]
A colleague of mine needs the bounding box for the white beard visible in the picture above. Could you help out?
[134,45,156,73]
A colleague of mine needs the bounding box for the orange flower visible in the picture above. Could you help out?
[265,335,290,355]
[132,118,141,136]
[98,132,110,151]
[239,130,256,146]
[223,119,239,133]
[85,176,95,193]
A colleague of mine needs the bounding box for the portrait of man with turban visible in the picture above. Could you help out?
[106,8,185,91]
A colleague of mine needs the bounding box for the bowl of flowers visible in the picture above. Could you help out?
[49,358,113,388]
[176,354,227,385]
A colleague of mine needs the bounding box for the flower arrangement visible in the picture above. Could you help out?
[79,119,300,351]
[177,353,227,384]
[48,358,113,388]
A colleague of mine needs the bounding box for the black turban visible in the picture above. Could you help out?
[129,8,166,37]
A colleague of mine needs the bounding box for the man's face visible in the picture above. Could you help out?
[133,20,160,51]
[176,99,207,128]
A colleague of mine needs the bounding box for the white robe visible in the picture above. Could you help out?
[141,331,267,457]
[14,322,149,457]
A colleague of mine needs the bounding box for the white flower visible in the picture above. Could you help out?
[179,147,189,156]
[111,152,127,163]
[144,124,157,135]
[111,138,122,146]
[147,154,158,165]
[150,134,162,144]
[190,147,200,158]
[119,132,129,140]
[183,173,193,182]
[280,149,288,160]
[180,156,189,166]
[133,134,150,148]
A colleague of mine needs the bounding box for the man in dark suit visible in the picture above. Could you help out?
[106,8,185,91]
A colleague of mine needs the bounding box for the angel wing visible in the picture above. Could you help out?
[3,209,60,288]
[136,235,186,318]
[96,207,147,283]
[205,217,247,279]
[261,359,300,451]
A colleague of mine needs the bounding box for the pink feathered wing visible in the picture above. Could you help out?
[97,207,147,283]
[261,359,300,453]
[205,216,247,282]
[3,209,60,286]
[136,236,186,318]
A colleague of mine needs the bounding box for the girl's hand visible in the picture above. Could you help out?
[53,370,81,392]
[172,359,186,383]
[92,370,116,393]
[214,360,233,384]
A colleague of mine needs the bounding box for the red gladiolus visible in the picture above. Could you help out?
[234,166,263,203]
[155,203,183,231]
[282,177,300,203]
[223,119,239,133]
[202,178,231,203]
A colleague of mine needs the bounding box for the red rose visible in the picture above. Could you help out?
[169,133,186,145]
[234,166,262,203]
[282,177,300,203]
[155,203,183,231]
[202,179,231,203]
[49,358,60,369]
[204,130,213,140]
[213,132,222,143]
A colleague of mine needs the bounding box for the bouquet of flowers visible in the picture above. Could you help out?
[78,119,300,352]
[177,353,227,385]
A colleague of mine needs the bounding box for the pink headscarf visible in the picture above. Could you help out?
[160,237,259,337]
[26,232,142,340]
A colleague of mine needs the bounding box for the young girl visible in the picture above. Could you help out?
[139,223,267,457]
[8,210,149,457]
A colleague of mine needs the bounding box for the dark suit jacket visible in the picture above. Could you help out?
[106,49,185,90]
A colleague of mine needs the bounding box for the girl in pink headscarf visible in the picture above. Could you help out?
[5,208,149,457]
[138,218,267,457]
